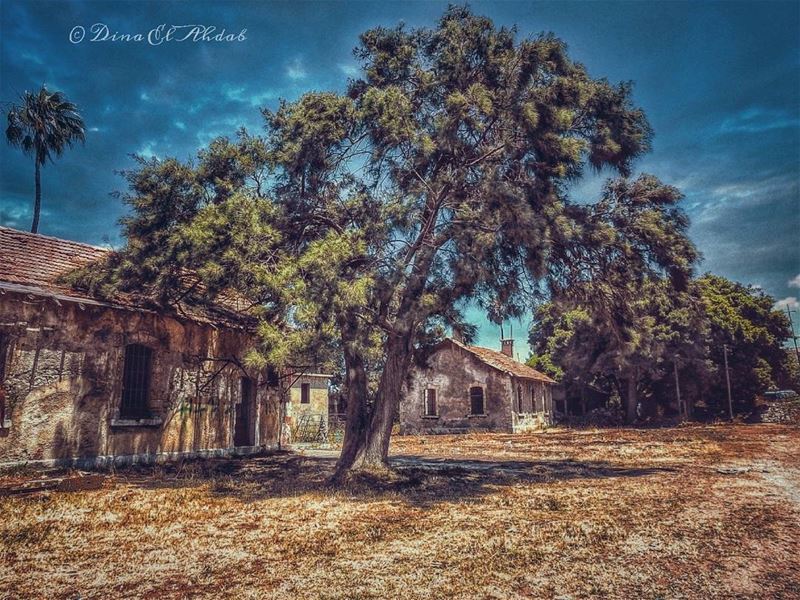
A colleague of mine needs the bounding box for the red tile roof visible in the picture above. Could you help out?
[0,226,253,328]
[0,226,108,290]
[448,338,556,384]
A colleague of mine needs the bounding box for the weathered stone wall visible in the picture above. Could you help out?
[0,290,281,466]
[510,379,554,432]
[284,375,329,440]
[401,344,514,434]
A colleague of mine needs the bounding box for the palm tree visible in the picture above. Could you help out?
[5,85,86,233]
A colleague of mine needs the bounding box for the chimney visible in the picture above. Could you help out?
[501,338,514,358]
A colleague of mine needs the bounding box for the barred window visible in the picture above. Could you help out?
[120,344,152,419]
[469,386,485,415]
[266,366,280,387]
[424,388,437,416]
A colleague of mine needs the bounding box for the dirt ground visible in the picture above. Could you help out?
[1,424,798,599]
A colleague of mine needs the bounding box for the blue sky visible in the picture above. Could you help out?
[1,0,799,357]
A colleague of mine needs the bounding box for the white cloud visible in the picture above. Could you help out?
[20,51,43,65]
[222,84,280,107]
[286,57,307,81]
[174,121,186,131]
[775,296,799,310]
[338,63,359,78]
[691,173,798,224]
[789,274,800,289]
[223,85,246,102]
[720,107,800,134]
[248,90,280,107]
[194,116,250,146]
[136,142,158,160]
[0,198,32,229]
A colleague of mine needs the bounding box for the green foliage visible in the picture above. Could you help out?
[361,86,416,147]
[68,129,345,372]
[5,85,85,166]
[527,308,593,381]
[696,274,794,406]
[5,84,86,232]
[264,6,664,359]
[782,350,800,390]
[530,273,795,415]
[263,94,357,197]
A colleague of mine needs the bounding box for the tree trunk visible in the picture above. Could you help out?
[336,333,413,475]
[332,218,439,479]
[331,334,411,483]
[331,344,370,482]
[31,161,41,234]
[625,376,638,424]
[640,393,657,419]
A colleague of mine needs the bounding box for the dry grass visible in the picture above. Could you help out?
[1,424,799,599]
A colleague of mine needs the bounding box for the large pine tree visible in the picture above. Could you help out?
[77,7,699,478]
[263,7,694,475]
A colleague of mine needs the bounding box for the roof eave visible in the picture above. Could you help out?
[0,280,253,331]
[446,338,555,384]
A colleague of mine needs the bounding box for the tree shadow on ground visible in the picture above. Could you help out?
[108,450,679,509]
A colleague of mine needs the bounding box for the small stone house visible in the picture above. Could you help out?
[284,372,334,442]
[400,337,556,434]
[0,227,329,467]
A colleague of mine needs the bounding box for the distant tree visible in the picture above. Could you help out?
[779,349,800,391]
[529,267,702,423]
[530,273,794,419]
[697,274,794,411]
[5,85,85,233]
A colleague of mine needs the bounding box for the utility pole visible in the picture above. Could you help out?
[723,344,733,421]
[786,306,800,366]
[673,359,683,420]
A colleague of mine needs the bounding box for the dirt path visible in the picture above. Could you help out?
[760,465,800,509]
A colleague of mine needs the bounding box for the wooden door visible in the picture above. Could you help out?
[234,377,254,447]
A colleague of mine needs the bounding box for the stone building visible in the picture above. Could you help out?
[0,226,329,467]
[284,372,334,442]
[400,338,555,434]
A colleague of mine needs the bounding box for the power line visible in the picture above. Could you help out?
[786,306,800,367]
[723,344,733,421]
